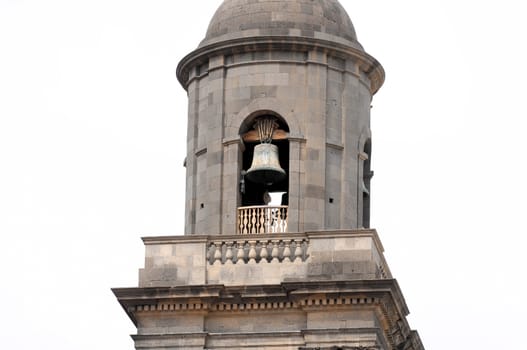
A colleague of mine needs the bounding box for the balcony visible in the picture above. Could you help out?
[237,205,288,234]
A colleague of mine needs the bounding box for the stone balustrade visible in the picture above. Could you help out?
[138,230,392,287]
[207,237,308,265]
[237,205,288,234]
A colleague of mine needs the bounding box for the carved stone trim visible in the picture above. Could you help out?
[299,296,379,310]
[177,36,385,95]
[327,142,344,150]
[129,296,384,315]
[114,279,411,335]
[211,301,298,312]
[207,237,309,265]
[129,302,208,312]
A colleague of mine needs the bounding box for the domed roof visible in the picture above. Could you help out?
[200,0,363,50]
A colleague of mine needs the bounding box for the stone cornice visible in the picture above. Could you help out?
[141,235,209,245]
[113,279,421,349]
[176,36,384,95]
[112,284,225,301]
[141,228,382,246]
[113,279,409,328]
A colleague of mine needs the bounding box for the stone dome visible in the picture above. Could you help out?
[200,0,363,50]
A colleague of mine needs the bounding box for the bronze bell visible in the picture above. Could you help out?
[246,143,286,184]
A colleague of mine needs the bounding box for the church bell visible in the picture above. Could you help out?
[245,117,286,185]
[246,143,286,184]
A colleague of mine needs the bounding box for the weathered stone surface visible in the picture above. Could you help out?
[201,0,361,49]
[114,280,423,350]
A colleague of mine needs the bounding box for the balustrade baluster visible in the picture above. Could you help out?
[283,241,292,262]
[274,207,279,233]
[248,241,257,263]
[213,243,222,264]
[282,207,286,231]
[294,240,303,261]
[243,209,249,234]
[237,242,246,263]
[225,243,233,264]
[208,243,216,265]
[271,241,279,262]
[238,210,244,234]
[251,208,258,234]
[259,207,265,233]
[260,241,269,263]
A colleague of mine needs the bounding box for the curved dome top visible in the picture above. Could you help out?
[200,0,363,50]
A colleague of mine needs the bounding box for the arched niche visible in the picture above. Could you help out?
[362,138,372,228]
[238,111,290,207]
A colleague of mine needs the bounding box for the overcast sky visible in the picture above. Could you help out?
[1,0,526,349]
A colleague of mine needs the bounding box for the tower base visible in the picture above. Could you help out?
[113,230,424,350]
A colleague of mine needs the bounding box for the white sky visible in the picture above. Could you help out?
[1,0,526,349]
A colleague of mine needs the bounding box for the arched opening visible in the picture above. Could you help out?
[362,139,373,228]
[238,113,289,233]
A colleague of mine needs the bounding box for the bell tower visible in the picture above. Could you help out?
[114,1,424,349]
[177,0,384,236]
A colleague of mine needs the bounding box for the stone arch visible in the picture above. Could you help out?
[238,110,290,136]
[359,128,372,228]
[237,108,290,210]
[358,128,372,150]
[225,97,303,141]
